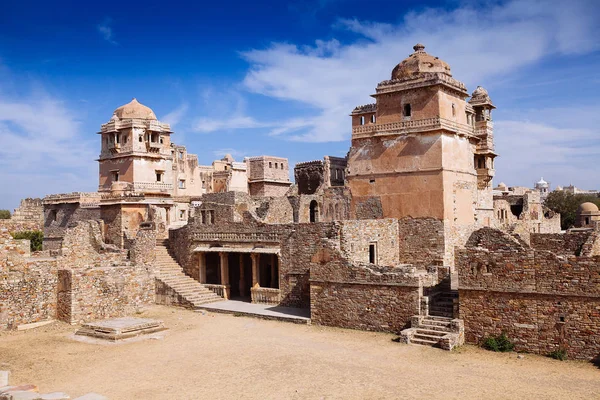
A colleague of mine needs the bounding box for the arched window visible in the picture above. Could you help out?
[309,200,319,223]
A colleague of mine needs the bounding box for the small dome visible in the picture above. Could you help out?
[469,86,494,106]
[555,185,563,191]
[578,202,599,213]
[221,154,234,162]
[536,177,548,186]
[112,98,157,120]
[497,182,507,189]
[391,44,452,80]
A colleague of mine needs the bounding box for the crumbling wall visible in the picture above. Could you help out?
[0,228,59,330]
[398,217,445,266]
[57,264,155,324]
[530,231,592,256]
[44,203,101,250]
[11,198,43,226]
[310,245,431,333]
[458,228,600,360]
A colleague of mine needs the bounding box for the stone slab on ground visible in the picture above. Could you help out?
[0,372,9,387]
[75,317,166,341]
[16,320,55,331]
[196,300,310,324]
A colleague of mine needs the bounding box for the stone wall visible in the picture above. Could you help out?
[457,228,600,360]
[43,202,101,250]
[310,245,435,333]
[11,198,43,225]
[398,218,445,266]
[0,227,59,330]
[340,219,399,266]
[530,231,592,256]
[57,264,155,324]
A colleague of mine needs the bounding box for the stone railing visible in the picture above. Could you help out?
[203,284,227,299]
[191,232,280,243]
[352,117,474,138]
[251,287,281,305]
[132,182,173,192]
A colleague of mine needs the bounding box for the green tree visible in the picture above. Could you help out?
[11,230,44,252]
[544,191,600,230]
[0,210,10,219]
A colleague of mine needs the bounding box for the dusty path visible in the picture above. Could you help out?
[1,306,598,399]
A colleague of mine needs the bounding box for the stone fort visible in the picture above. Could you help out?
[2,44,598,361]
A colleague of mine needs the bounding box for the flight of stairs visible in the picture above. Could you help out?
[399,314,463,350]
[154,239,223,308]
[428,290,457,318]
[408,316,454,346]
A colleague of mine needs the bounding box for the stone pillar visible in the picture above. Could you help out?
[239,254,246,297]
[251,253,260,288]
[198,252,206,284]
[270,254,277,288]
[219,252,230,299]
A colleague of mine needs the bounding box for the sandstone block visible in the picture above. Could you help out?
[0,372,9,387]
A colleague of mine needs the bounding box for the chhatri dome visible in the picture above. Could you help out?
[111,98,157,121]
[536,177,549,186]
[578,202,599,213]
[391,43,452,80]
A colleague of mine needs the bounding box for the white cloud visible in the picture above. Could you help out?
[212,148,248,160]
[0,86,97,209]
[162,103,189,128]
[230,0,600,142]
[97,18,117,45]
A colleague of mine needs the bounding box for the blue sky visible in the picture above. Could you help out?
[1,0,599,210]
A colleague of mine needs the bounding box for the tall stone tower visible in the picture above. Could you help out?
[347,44,496,265]
[98,98,174,194]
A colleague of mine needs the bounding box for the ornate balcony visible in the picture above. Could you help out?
[352,117,475,139]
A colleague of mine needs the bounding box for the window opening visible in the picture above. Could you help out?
[369,243,377,264]
[404,104,412,117]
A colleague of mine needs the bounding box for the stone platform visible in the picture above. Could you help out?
[196,300,310,324]
[75,317,166,341]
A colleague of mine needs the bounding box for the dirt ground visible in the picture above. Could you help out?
[0,306,598,400]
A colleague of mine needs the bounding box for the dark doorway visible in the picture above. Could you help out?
[309,200,318,223]
[228,253,252,301]
[205,252,220,284]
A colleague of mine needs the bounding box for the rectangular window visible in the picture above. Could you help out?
[202,180,206,189]
[111,171,119,182]
[156,171,163,182]
[369,243,377,264]
[269,162,272,168]
[179,179,185,189]
[179,210,186,220]
[179,151,183,160]
[404,104,412,117]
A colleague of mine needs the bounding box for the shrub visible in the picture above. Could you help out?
[482,332,514,352]
[0,210,10,219]
[11,230,44,252]
[548,349,567,361]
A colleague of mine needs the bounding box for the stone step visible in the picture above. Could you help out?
[425,315,453,322]
[419,324,451,333]
[410,337,439,346]
[415,328,446,337]
[414,333,444,342]
[429,312,454,318]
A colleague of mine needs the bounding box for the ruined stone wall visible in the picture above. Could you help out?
[43,203,101,250]
[530,231,592,256]
[57,264,155,324]
[457,228,600,360]
[11,198,43,225]
[397,218,445,266]
[294,161,324,195]
[310,245,428,333]
[0,227,59,330]
[340,219,399,266]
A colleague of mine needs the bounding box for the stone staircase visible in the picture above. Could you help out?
[399,315,464,350]
[154,239,223,308]
[428,290,457,318]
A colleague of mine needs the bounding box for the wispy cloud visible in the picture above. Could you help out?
[97,18,117,45]
[212,148,249,160]
[162,103,189,128]
[203,0,596,143]
[0,71,97,209]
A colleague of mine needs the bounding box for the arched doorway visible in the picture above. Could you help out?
[309,200,318,223]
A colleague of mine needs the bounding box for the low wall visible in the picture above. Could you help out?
[57,265,155,324]
[530,231,592,256]
[458,228,600,360]
[310,246,432,333]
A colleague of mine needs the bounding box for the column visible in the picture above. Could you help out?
[251,253,260,288]
[219,252,230,299]
[239,254,246,297]
[198,252,206,284]
[270,254,277,288]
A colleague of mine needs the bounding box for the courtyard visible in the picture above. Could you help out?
[0,305,598,400]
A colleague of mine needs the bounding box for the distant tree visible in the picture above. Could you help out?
[11,230,44,252]
[0,210,10,219]
[544,191,600,230]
